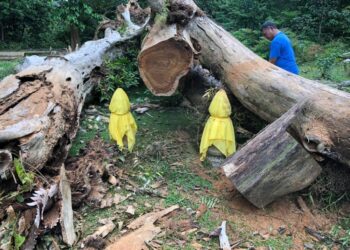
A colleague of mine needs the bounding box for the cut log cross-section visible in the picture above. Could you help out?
[222,103,322,208]
[138,24,195,96]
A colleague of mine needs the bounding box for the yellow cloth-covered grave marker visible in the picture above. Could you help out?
[109,88,137,151]
[200,89,236,160]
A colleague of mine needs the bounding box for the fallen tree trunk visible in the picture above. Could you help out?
[0,3,150,174]
[222,103,322,208]
[142,0,350,168]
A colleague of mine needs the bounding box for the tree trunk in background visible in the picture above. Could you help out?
[0,23,4,41]
[0,5,150,175]
[143,0,350,168]
[70,25,80,51]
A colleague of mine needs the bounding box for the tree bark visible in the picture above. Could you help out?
[0,150,12,180]
[143,0,350,168]
[222,103,322,208]
[70,24,80,51]
[0,4,150,175]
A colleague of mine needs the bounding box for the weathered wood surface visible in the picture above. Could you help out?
[143,0,350,168]
[0,4,150,174]
[0,150,12,180]
[222,104,322,208]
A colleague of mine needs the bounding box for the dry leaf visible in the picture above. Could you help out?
[106,205,179,250]
[150,181,163,189]
[181,228,197,235]
[195,203,207,219]
[43,201,61,229]
[100,193,130,208]
[259,231,270,240]
[118,221,124,230]
[108,175,119,186]
[92,220,115,238]
[191,242,203,250]
[128,205,179,230]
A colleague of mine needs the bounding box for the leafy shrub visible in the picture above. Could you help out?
[97,46,140,102]
[232,28,269,58]
[314,41,347,80]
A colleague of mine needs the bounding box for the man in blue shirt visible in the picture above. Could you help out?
[261,21,299,74]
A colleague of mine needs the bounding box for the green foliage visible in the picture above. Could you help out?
[331,217,350,248]
[314,42,346,80]
[69,112,109,156]
[0,0,56,49]
[0,0,127,49]
[198,0,349,44]
[97,46,140,102]
[232,28,269,58]
[14,158,34,188]
[0,60,18,81]
[316,53,339,80]
[14,233,25,250]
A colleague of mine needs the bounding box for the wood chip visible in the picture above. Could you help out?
[59,165,76,246]
[108,175,119,186]
[106,205,179,250]
[126,205,135,215]
[191,242,203,250]
[195,203,207,219]
[219,221,230,250]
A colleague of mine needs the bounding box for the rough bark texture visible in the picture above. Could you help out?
[144,0,350,168]
[222,104,322,208]
[0,5,149,174]
[186,17,350,167]
[0,150,12,180]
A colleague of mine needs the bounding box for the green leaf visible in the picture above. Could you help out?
[14,158,34,187]
[16,194,25,203]
[14,233,25,250]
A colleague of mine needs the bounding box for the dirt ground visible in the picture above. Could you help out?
[60,89,348,250]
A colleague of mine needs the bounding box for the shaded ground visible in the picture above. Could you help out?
[62,87,347,250]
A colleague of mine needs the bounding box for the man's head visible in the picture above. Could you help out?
[261,21,279,41]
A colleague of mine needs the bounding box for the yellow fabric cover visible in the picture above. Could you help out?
[109,88,137,151]
[200,89,236,160]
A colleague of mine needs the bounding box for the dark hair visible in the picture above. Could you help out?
[261,21,277,31]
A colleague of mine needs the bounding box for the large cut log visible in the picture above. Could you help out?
[138,24,196,96]
[0,3,150,174]
[222,103,322,208]
[143,0,350,168]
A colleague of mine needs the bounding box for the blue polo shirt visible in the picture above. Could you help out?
[269,32,299,74]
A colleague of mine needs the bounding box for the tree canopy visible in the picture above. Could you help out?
[0,0,349,50]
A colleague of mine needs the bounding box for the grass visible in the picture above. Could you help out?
[0,60,19,80]
[1,54,349,249]
[300,62,349,83]
[69,109,110,156]
[68,84,350,249]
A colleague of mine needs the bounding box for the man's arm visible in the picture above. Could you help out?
[269,58,277,64]
[269,41,281,65]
